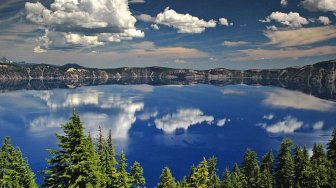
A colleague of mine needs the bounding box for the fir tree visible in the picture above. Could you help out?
[241,149,259,187]
[207,156,221,188]
[0,137,37,188]
[310,144,329,187]
[130,161,146,188]
[259,151,274,188]
[117,151,131,188]
[43,113,103,187]
[275,139,294,188]
[221,168,233,188]
[189,158,210,188]
[231,164,248,188]
[106,129,118,187]
[327,128,336,165]
[293,146,310,188]
[157,167,177,188]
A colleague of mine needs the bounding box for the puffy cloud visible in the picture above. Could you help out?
[301,0,336,13]
[138,111,158,121]
[154,108,214,134]
[151,24,160,30]
[219,18,233,26]
[25,0,144,51]
[217,118,230,126]
[263,113,274,120]
[264,26,336,47]
[263,89,336,111]
[137,14,155,22]
[260,11,309,28]
[222,41,249,47]
[154,7,216,34]
[318,16,332,25]
[312,121,324,130]
[281,0,288,6]
[259,116,303,134]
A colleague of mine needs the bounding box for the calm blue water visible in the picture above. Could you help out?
[0,84,335,187]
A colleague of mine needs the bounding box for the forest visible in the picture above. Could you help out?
[1,113,336,188]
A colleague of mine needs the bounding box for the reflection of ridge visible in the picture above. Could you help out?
[1,78,335,101]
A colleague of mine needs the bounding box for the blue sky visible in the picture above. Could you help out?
[0,0,336,69]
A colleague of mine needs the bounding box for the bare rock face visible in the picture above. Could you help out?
[0,59,335,99]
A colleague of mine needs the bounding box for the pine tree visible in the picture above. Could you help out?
[207,156,221,188]
[310,144,329,187]
[327,128,336,165]
[241,149,259,187]
[221,168,233,188]
[293,146,310,188]
[157,167,177,188]
[106,129,118,187]
[117,151,131,188]
[230,164,248,188]
[130,161,146,188]
[189,158,210,188]
[43,113,103,187]
[0,137,37,188]
[259,151,274,188]
[275,139,294,188]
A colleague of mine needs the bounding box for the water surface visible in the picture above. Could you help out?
[0,84,335,187]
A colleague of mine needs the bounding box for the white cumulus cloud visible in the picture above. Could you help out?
[281,0,288,6]
[154,7,217,34]
[301,0,336,13]
[318,16,332,25]
[25,0,144,51]
[154,108,214,133]
[259,116,303,134]
[260,11,309,28]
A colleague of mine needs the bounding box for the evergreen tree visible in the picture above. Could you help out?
[230,164,247,188]
[0,137,37,188]
[240,149,259,187]
[157,167,177,188]
[189,159,210,188]
[327,128,336,187]
[106,129,118,187]
[259,151,274,188]
[275,139,294,188]
[293,146,310,188]
[327,128,336,165]
[207,156,221,188]
[117,151,131,188]
[43,113,103,187]
[221,168,233,188]
[310,144,329,187]
[130,161,146,188]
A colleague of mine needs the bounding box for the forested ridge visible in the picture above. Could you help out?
[1,113,336,188]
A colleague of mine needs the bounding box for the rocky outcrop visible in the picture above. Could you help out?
[0,59,336,100]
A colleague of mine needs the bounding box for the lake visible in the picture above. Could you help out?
[0,83,335,187]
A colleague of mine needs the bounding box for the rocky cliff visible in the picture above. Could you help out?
[1,59,336,100]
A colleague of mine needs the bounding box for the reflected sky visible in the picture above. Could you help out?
[0,84,335,187]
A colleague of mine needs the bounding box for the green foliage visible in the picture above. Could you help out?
[207,156,221,188]
[43,113,104,187]
[259,152,274,188]
[310,144,329,187]
[293,146,310,188]
[241,149,259,187]
[130,161,146,188]
[157,167,177,188]
[221,168,233,188]
[0,137,37,188]
[117,151,131,188]
[327,128,336,165]
[275,139,295,188]
[188,159,211,188]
